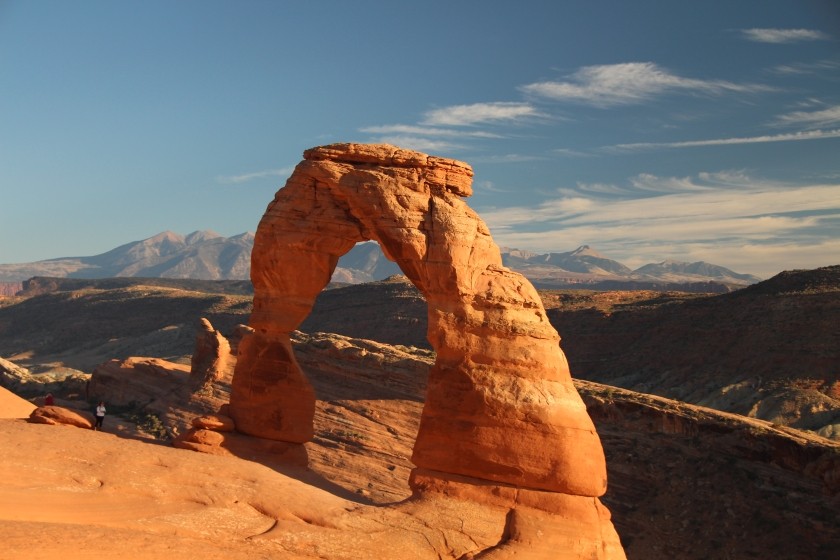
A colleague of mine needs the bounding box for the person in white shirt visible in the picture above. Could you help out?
[94,401,106,431]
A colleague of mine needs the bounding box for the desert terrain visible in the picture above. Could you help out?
[1,266,839,558]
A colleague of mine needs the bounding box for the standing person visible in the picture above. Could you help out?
[94,401,106,431]
[44,393,54,406]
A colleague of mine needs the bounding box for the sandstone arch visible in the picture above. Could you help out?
[230,143,608,498]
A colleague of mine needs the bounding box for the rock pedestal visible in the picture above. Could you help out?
[229,143,625,558]
[190,317,231,386]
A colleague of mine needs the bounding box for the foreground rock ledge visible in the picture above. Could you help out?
[229,143,625,558]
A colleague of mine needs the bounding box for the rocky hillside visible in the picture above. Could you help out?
[0,231,761,290]
[0,282,22,297]
[296,268,840,440]
[2,331,838,559]
[548,265,840,439]
[300,275,428,349]
[0,282,253,371]
[1,267,837,441]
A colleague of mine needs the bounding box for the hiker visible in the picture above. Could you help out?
[44,393,54,406]
[94,401,106,431]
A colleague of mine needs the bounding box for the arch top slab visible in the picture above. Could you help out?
[303,143,474,197]
[231,143,609,498]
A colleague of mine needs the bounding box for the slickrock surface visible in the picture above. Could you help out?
[0,385,36,418]
[2,332,838,558]
[0,418,612,560]
[229,143,622,556]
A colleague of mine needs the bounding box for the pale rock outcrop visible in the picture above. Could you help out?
[0,356,89,399]
[190,317,231,385]
[229,143,624,557]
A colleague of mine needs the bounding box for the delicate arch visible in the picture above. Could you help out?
[230,143,606,496]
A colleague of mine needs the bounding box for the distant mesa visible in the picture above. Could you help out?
[633,259,758,284]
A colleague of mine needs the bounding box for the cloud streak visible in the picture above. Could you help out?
[479,173,840,277]
[521,62,768,107]
[772,59,840,75]
[366,135,462,153]
[741,28,830,43]
[422,102,541,126]
[608,128,840,151]
[361,103,542,153]
[773,105,840,129]
[359,124,501,138]
[216,168,294,184]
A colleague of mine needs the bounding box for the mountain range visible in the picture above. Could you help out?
[0,230,761,290]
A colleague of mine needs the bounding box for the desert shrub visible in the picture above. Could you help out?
[127,411,169,440]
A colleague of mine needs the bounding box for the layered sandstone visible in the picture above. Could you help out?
[190,317,231,386]
[90,357,192,407]
[230,143,623,557]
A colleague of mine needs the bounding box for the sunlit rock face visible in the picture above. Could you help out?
[230,143,624,558]
[190,317,231,386]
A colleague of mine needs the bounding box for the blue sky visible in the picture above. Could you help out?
[1,0,838,278]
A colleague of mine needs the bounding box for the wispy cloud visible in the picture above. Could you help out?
[608,128,840,151]
[475,180,514,194]
[573,171,766,196]
[469,153,544,164]
[359,124,501,138]
[479,173,840,277]
[772,59,840,75]
[216,167,294,184]
[554,148,592,158]
[422,102,541,126]
[362,103,543,151]
[367,135,462,153]
[521,62,768,107]
[741,28,830,44]
[773,104,840,129]
[629,173,714,193]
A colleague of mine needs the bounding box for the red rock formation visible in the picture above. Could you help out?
[190,317,231,385]
[230,143,624,557]
[29,405,94,429]
[191,413,235,432]
[90,357,192,407]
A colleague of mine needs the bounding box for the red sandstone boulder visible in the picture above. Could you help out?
[191,413,235,432]
[29,405,94,429]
